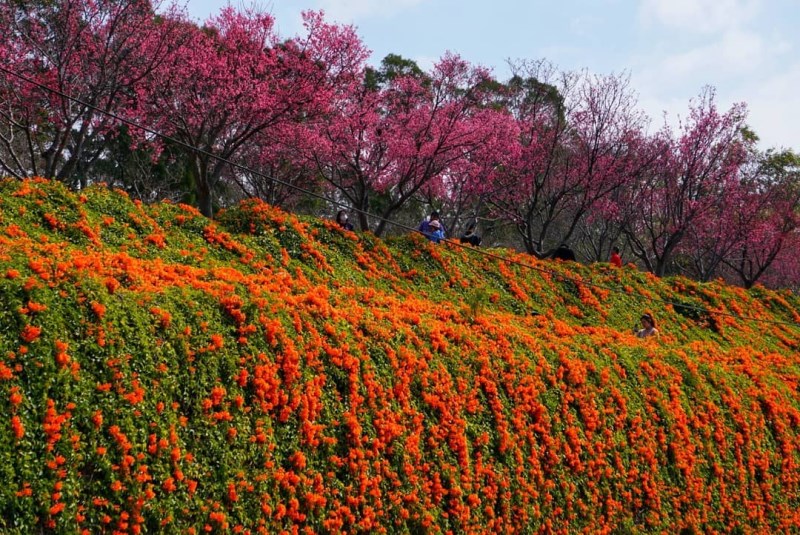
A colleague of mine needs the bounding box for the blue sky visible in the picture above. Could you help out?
[183,0,799,151]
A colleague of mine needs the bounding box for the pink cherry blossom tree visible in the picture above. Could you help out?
[482,60,648,257]
[0,0,184,186]
[416,104,519,241]
[139,8,368,216]
[300,53,513,236]
[722,148,800,288]
[678,177,747,282]
[621,88,751,276]
[760,230,800,292]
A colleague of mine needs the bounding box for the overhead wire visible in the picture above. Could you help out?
[1,63,799,329]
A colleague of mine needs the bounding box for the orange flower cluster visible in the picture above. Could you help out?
[0,179,799,533]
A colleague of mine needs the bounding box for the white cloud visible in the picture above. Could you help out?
[636,29,772,88]
[317,0,425,23]
[639,0,762,34]
[631,0,792,145]
[745,63,800,149]
[635,58,800,151]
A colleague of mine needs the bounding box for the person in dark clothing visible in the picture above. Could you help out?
[551,243,576,261]
[459,222,482,246]
[336,209,354,231]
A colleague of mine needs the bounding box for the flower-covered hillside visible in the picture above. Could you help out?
[1,178,799,534]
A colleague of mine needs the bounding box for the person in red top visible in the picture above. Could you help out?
[610,246,622,267]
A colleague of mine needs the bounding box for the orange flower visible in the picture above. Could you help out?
[43,213,62,230]
[149,307,172,328]
[26,301,47,314]
[11,415,25,440]
[91,410,103,428]
[209,334,224,350]
[290,451,307,470]
[0,362,15,380]
[20,324,41,343]
[162,478,176,493]
[9,387,23,406]
[90,302,106,318]
[104,277,120,294]
[144,233,166,248]
[54,340,70,368]
[49,502,65,515]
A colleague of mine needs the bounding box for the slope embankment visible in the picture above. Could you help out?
[1,178,799,534]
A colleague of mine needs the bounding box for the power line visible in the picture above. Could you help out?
[1,64,798,330]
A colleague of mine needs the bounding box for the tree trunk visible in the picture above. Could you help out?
[198,181,213,218]
[194,163,214,218]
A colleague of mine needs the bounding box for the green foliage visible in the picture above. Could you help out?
[365,53,427,90]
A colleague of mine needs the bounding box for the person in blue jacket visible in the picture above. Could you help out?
[419,211,445,235]
[425,219,445,243]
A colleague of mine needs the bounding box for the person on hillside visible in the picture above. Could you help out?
[425,219,445,243]
[419,211,445,236]
[336,209,354,231]
[636,313,659,338]
[610,246,623,267]
[459,222,482,246]
[551,243,576,262]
